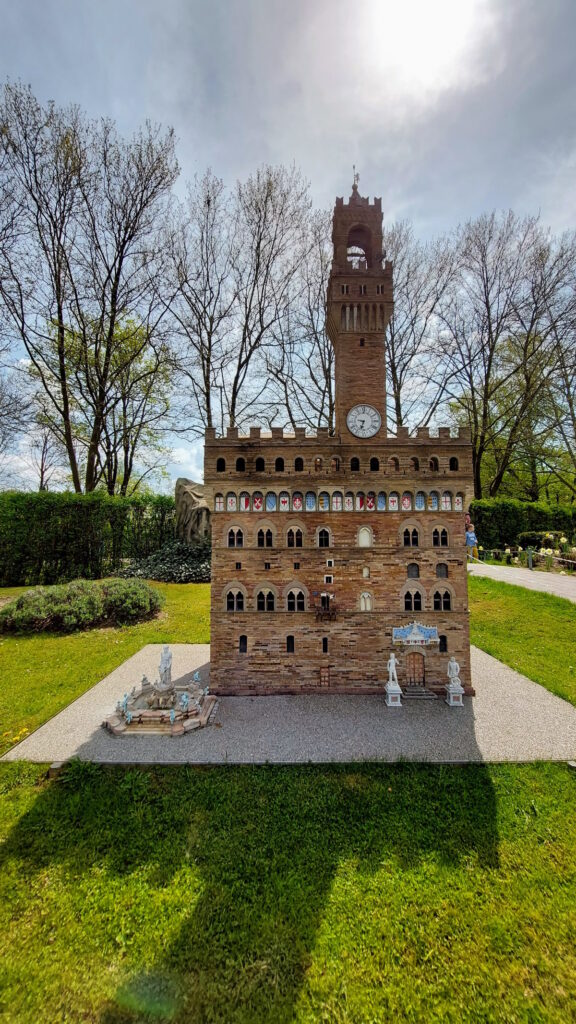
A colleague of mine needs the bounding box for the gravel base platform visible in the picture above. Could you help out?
[3,643,576,764]
[468,562,576,603]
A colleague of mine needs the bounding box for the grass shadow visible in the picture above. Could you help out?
[0,761,499,1023]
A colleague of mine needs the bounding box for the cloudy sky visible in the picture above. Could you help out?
[2,0,576,485]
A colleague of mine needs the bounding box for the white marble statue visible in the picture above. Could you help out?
[159,645,173,690]
[447,656,461,683]
[387,652,399,685]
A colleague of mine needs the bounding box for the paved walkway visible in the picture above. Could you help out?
[3,644,576,765]
[468,562,576,603]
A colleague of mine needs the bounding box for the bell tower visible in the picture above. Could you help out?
[326,179,393,441]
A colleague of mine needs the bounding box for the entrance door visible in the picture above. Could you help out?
[406,651,425,686]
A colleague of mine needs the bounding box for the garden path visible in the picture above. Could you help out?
[468,562,576,604]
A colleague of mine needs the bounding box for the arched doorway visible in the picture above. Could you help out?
[405,651,425,686]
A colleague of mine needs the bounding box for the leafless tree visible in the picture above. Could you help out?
[264,210,334,431]
[0,83,178,493]
[437,212,576,497]
[383,221,458,430]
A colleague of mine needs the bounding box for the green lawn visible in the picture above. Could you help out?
[468,575,576,707]
[1,760,575,1023]
[1,581,576,1021]
[0,583,209,756]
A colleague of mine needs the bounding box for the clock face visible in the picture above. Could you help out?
[346,404,382,438]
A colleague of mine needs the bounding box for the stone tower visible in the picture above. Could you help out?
[326,183,393,439]
[204,181,473,696]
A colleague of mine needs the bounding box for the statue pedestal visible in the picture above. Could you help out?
[385,679,403,707]
[445,680,465,707]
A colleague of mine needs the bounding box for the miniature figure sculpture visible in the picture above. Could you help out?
[387,652,399,685]
[445,655,464,707]
[385,651,403,707]
[159,646,172,690]
[447,656,460,683]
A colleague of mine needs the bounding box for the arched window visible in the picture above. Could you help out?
[344,491,355,511]
[403,528,411,547]
[331,456,340,471]
[441,491,452,511]
[407,563,419,579]
[404,591,422,612]
[360,592,373,612]
[439,635,447,653]
[443,591,451,610]
[377,492,386,510]
[410,457,420,471]
[429,457,439,472]
[292,491,303,511]
[389,492,399,512]
[402,491,413,511]
[433,529,440,547]
[305,491,317,511]
[255,457,265,472]
[257,590,275,612]
[287,589,305,612]
[355,492,365,511]
[415,491,426,512]
[318,491,330,511]
[236,530,243,548]
[436,563,448,578]
[388,457,399,472]
[228,529,243,548]
[275,457,284,472]
[257,529,273,548]
[412,528,419,546]
[226,590,244,612]
[257,530,264,548]
[239,634,247,653]
[239,491,250,512]
[214,494,224,512]
[235,457,245,472]
[226,492,237,512]
[216,457,226,472]
[370,457,379,471]
[252,491,263,511]
[404,592,412,611]
[322,637,328,654]
[414,591,422,611]
[428,491,440,511]
[433,591,442,610]
[286,635,295,654]
[449,457,459,471]
[332,491,343,511]
[350,457,360,471]
[441,529,448,547]
[287,528,303,548]
[266,492,277,512]
[265,529,273,548]
[318,528,330,548]
[314,457,323,471]
[279,491,290,512]
[294,457,304,472]
[404,528,418,547]
[358,527,372,548]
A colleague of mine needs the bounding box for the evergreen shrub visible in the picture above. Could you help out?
[116,539,211,583]
[0,578,164,633]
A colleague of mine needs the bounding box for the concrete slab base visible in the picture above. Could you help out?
[2,644,576,765]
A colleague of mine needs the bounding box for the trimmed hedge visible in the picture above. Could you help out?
[0,578,164,633]
[0,491,175,586]
[470,498,576,548]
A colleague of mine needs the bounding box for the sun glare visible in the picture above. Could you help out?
[363,0,494,99]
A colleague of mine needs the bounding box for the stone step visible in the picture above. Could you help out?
[403,687,439,700]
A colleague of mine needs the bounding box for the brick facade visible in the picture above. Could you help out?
[205,185,473,695]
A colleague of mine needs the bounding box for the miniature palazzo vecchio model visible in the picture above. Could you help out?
[204,182,474,696]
